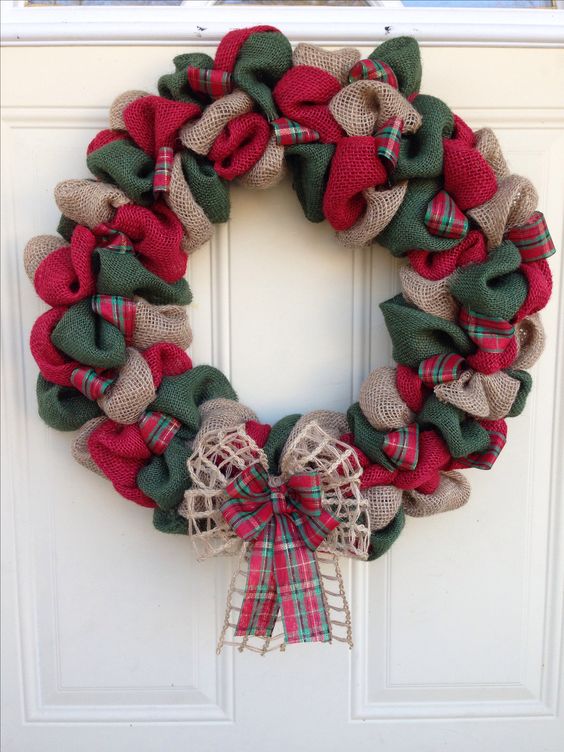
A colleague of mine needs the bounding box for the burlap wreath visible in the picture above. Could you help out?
[23,28,556,653]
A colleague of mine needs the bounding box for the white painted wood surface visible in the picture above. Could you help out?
[1,42,563,752]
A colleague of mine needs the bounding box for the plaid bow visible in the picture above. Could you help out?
[70,366,114,400]
[153,146,174,194]
[418,353,465,388]
[425,190,469,240]
[94,227,135,254]
[456,427,506,470]
[221,463,339,644]
[348,58,399,90]
[375,116,403,174]
[186,66,233,99]
[138,410,181,455]
[459,308,514,354]
[506,211,556,263]
[382,423,419,471]
[91,294,136,342]
[271,117,320,146]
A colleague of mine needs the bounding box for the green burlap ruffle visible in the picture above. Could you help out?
[153,507,189,535]
[57,215,77,243]
[347,403,395,471]
[233,31,293,121]
[367,507,406,561]
[376,179,460,256]
[158,53,215,104]
[137,425,191,509]
[416,395,490,458]
[181,151,230,224]
[264,414,302,474]
[506,369,533,417]
[380,294,473,368]
[448,240,528,321]
[51,298,126,369]
[395,95,454,181]
[369,36,422,98]
[37,375,102,431]
[149,365,237,433]
[285,143,335,223]
[95,249,192,305]
[87,139,154,206]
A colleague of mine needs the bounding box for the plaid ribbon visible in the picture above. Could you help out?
[221,463,339,644]
[138,410,181,455]
[186,66,233,99]
[382,423,419,471]
[91,294,136,342]
[457,429,506,470]
[70,366,114,400]
[459,308,514,354]
[271,117,320,146]
[425,190,469,240]
[375,116,403,174]
[418,353,465,388]
[348,58,399,90]
[506,211,556,263]
[95,227,135,254]
[153,146,174,194]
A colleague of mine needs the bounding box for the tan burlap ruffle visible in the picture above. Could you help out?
[165,153,214,253]
[195,398,257,445]
[23,234,63,281]
[474,128,510,182]
[364,485,403,531]
[54,179,130,229]
[400,266,459,321]
[98,347,156,424]
[71,416,107,476]
[337,181,408,248]
[514,313,545,370]
[109,90,149,131]
[434,368,520,420]
[133,297,192,350]
[238,134,286,189]
[329,80,422,137]
[179,89,254,155]
[292,43,360,85]
[359,366,414,431]
[468,174,538,250]
[403,471,470,517]
[284,410,349,450]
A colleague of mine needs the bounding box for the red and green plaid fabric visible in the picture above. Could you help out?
[459,308,514,354]
[221,463,339,644]
[382,423,419,471]
[70,366,114,400]
[186,65,233,99]
[153,146,174,194]
[138,410,181,455]
[375,116,403,173]
[348,58,399,90]
[95,227,135,254]
[425,190,469,240]
[91,294,136,341]
[271,117,320,146]
[506,211,556,263]
[458,429,506,470]
[418,353,465,388]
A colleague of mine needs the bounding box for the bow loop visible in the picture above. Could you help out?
[382,423,419,471]
[271,117,320,146]
[348,58,399,89]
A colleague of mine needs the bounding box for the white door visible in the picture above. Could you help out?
[2,35,564,752]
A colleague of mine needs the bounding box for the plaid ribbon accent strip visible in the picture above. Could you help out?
[186,65,233,99]
[271,117,320,146]
[506,211,556,263]
[382,423,419,471]
[375,116,403,173]
[221,463,340,644]
[459,308,515,354]
[458,429,507,470]
[96,227,135,254]
[418,353,466,388]
[348,58,399,89]
[91,294,136,342]
[425,190,469,240]
[70,366,114,401]
[153,146,174,194]
[138,410,182,455]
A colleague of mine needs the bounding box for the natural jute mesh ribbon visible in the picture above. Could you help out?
[133,297,193,350]
[109,90,150,131]
[197,398,257,440]
[292,43,360,85]
[329,79,422,137]
[179,90,254,156]
[400,266,459,321]
[55,179,130,229]
[165,153,214,253]
[359,366,414,431]
[403,470,470,517]
[434,368,521,420]
[98,347,156,424]
[514,313,546,370]
[23,235,63,281]
[337,181,408,248]
[284,409,349,448]
[238,134,287,190]
[71,416,108,476]
[474,128,510,182]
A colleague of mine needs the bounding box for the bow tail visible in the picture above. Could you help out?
[235,523,280,638]
[273,515,332,644]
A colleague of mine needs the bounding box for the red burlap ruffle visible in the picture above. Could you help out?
[123,95,201,157]
[408,230,488,281]
[465,336,518,375]
[213,25,279,72]
[144,342,192,389]
[396,364,427,413]
[208,113,270,180]
[443,115,497,211]
[87,129,128,155]
[515,259,552,321]
[30,306,76,386]
[245,419,271,448]
[34,226,96,307]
